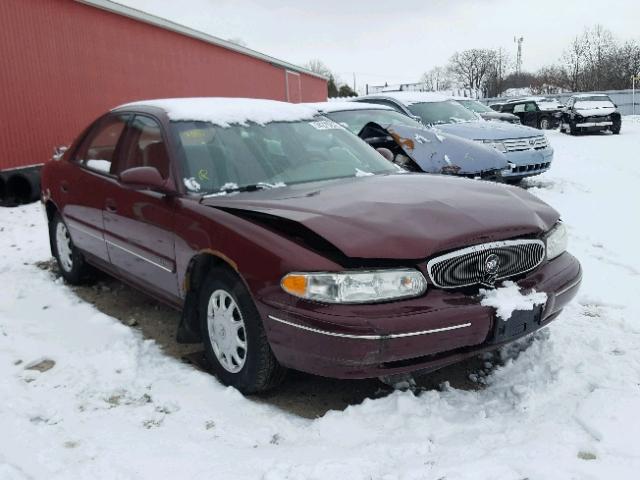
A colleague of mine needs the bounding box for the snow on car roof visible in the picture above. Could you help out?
[362,91,451,105]
[115,97,318,126]
[305,101,393,113]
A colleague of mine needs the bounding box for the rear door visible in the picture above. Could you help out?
[63,114,130,262]
[103,114,179,300]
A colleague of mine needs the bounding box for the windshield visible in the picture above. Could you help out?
[457,100,492,113]
[574,96,614,109]
[325,109,422,134]
[407,100,479,125]
[172,118,399,195]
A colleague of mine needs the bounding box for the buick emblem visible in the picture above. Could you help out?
[484,254,500,274]
[480,253,500,287]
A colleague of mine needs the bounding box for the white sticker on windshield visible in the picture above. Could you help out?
[310,119,343,130]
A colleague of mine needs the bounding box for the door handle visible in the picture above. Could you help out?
[60,181,69,193]
[105,199,117,213]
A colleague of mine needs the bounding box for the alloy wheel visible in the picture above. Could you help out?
[206,289,248,373]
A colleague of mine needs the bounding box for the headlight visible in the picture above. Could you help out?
[545,222,568,260]
[281,269,427,303]
[482,140,507,153]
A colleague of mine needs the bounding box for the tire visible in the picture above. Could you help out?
[539,117,551,130]
[569,121,579,136]
[612,123,621,135]
[50,213,90,284]
[199,267,285,393]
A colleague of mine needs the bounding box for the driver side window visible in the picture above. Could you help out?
[117,115,171,179]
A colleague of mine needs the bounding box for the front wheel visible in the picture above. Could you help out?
[612,123,621,135]
[51,213,90,284]
[199,267,285,393]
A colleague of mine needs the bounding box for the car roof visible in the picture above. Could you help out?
[359,91,451,105]
[112,97,318,126]
[305,101,393,114]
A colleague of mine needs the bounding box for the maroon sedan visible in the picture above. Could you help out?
[41,98,581,393]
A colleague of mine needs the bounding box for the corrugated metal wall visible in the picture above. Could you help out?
[0,0,327,170]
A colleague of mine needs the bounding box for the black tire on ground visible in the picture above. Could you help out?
[50,213,90,284]
[538,117,552,130]
[612,123,621,135]
[505,177,523,186]
[198,267,286,393]
[569,121,579,135]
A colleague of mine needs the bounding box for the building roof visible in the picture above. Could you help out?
[76,0,327,80]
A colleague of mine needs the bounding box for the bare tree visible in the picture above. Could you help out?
[562,35,587,91]
[448,49,497,94]
[304,59,333,78]
[420,66,452,91]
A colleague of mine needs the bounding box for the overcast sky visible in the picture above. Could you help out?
[119,0,640,92]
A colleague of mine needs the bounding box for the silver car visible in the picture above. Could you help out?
[353,92,554,183]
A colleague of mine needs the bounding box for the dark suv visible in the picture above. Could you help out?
[559,94,621,135]
[495,98,562,130]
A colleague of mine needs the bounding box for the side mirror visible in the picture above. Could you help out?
[376,147,394,162]
[119,166,174,194]
[53,145,68,161]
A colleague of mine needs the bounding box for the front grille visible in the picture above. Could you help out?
[426,239,546,288]
[513,162,551,173]
[503,136,548,152]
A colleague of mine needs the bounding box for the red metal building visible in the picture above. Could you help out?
[0,0,327,203]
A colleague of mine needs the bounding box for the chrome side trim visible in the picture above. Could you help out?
[267,315,471,340]
[555,276,581,296]
[105,239,173,273]
[67,222,104,243]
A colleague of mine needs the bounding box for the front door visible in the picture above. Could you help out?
[63,114,130,262]
[103,114,179,301]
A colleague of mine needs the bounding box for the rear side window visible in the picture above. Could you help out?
[512,103,526,113]
[76,115,128,174]
[118,116,171,179]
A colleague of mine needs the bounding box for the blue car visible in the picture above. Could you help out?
[309,102,510,181]
[354,92,554,183]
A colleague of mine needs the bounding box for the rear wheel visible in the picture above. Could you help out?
[51,213,90,284]
[199,267,285,393]
[539,117,551,130]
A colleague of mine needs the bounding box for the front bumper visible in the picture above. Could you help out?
[576,121,612,128]
[259,252,581,379]
[501,147,554,179]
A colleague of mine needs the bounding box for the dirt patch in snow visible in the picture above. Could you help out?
[36,259,496,418]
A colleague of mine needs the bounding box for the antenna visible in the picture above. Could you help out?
[514,36,524,75]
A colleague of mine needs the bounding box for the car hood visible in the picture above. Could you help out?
[202,174,559,260]
[436,121,542,140]
[576,107,617,117]
[479,111,519,123]
[383,124,509,174]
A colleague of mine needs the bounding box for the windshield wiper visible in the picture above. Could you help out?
[203,182,285,198]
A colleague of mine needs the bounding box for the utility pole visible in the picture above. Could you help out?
[633,73,640,116]
[514,36,524,76]
[353,73,356,95]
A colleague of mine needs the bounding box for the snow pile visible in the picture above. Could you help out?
[117,98,318,126]
[480,281,547,320]
[361,91,450,105]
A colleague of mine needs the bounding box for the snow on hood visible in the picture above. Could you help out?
[115,97,318,127]
[304,101,393,113]
[437,120,543,141]
[574,101,616,117]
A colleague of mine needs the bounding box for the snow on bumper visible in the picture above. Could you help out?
[260,252,581,379]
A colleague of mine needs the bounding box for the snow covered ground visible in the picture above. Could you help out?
[2,120,640,479]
